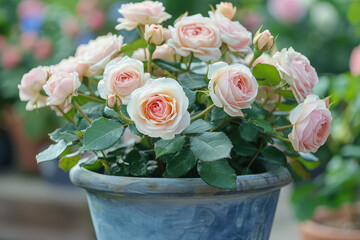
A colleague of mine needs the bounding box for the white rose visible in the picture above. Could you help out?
[127,78,190,140]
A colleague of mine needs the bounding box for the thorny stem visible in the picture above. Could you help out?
[73,99,93,124]
[100,150,112,175]
[56,105,77,127]
[190,104,215,121]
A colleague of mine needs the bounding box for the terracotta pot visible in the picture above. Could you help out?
[299,207,360,240]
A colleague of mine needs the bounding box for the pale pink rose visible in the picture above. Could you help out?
[350,45,360,77]
[240,10,262,32]
[50,103,73,116]
[288,95,332,153]
[209,11,252,53]
[245,53,275,66]
[268,0,307,24]
[49,56,88,78]
[115,1,171,31]
[18,66,48,111]
[131,45,175,62]
[131,48,148,62]
[144,24,166,45]
[20,32,38,51]
[43,71,81,106]
[98,56,150,104]
[34,37,53,61]
[215,2,237,20]
[127,78,190,140]
[253,29,274,52]
[75,33,123,75]
[87,10,105,30]
[61,17,80,37]
[208,62,258,116]
[273,48,318,103]
[167,14,222,61]
[2,46,21,69]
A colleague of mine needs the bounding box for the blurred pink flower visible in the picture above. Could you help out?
[2,46,22,69]
[87,10,105,30]
[350,45,360,77]
[20,32,38,51]
[61,17,80,37]
[0,35,6,53]
[241,11,262,32]
[267,0,307,24]
[17,0,46,19]
[34,37,53,61]
[76,0,98,17]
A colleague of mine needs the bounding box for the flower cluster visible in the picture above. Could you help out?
[20,1,333,188]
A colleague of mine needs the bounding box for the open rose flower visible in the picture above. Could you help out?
[18,66,48,111]
[215,2,237,20]
[127,78,190,140]
[209,11,252,53]
[97,56,150,104]
[43,71,81,107]
[75,33,123,76]
[49,56,88,78]
[167,14,222,61]
[273,47,318,103]
[115,1,171,31]
[288,95,332,153]
[208,62,258,116]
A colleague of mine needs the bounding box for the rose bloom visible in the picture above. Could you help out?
[98,56,150,104]
[273,47,318,103]
[115,1,171,31]
[253,29,274,52]
[18,66,48,111]
[267,0,307,24]
[215,2,236,20]
[127,78,190,140]
[350,45,360,77]
[43,71,81,106]
[168,14,222,61]
[75,33,123,76]
[288,95,332,153]
[245,53,274,66]
[209,11,252,53]
[131,44,175,62]
[208,62,258,116]
[144,24,166,45]
[49,56,88,78]
[87,10,105,30]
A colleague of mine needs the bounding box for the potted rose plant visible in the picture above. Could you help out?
[18,1,333,239]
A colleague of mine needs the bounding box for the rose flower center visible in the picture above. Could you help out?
[143,94,176,124]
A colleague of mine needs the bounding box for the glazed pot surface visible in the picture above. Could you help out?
[70,164,292,240]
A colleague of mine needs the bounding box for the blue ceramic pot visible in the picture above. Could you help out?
[70,165,292,240]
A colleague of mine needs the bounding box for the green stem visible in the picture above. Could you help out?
[190,104,215,121]
[246,141,264,174]
[186,52,193,72]
[118,108,134,123]
[100,150,112,175]
[56,105,77,127]
[148,50,153,74]
[78,93,105,103]
[275,125,293,131]
[73,99,93,124]
[248,49,262,68]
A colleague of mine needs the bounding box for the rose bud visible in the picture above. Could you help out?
[253,29,274,52]
[215,2,237,20]
[144,24,166,45]
[107,94,121,109]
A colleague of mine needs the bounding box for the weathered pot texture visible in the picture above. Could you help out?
[70,164,292,240]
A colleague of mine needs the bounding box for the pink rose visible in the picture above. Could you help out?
[208,62,258,116]
[245,53,275,66]
[273,47,318,103]
[87,10,105,30]
[153,44,176,61]
[350,45,360,77]
[209,11,252,53]
[1,46,21,69]
[49,56,88,78]
[34,37,53,61]
[43,71,81,106]
[253,29,274,52]
[167,14,222,61]
[75,33,123,76]
[215,2,237,20]
[288,95,332,153]
[97,56,150,104]
[127,78,190,140]
[144,24,166,45]
[115,1,171,31]
[267,0,307,24]
[18,66,48,111]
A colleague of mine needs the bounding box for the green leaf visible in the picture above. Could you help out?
[277,89,294,98]
[261,146,286,166]
[238,124,258,142]
[81,156,102,171]
[252,119,276,134]
[183,87,196,108]
[190,132,233,161]
[162,149,197,178]
[184,119,215,134]
[36,140,68,163]
[253,63,281,87]
[211,107,228,121]
[348,0,360,24]
[77,102,106,120]
[153,59,183,72]
[178,72,207,90]
[103,106,125,123]
[59,151,81,171]
[232,138,258,156]
[128,123,143,137]
[125,150,147,176]
[340,145,360,159]
[197,160,236,189]
[83,117,124,151]
[49,129,80,143]
[120,39,147,53]
[155,136,186,158]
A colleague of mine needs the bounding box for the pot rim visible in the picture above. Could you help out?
[70,162,292,198]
